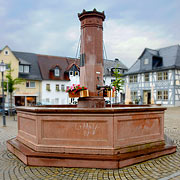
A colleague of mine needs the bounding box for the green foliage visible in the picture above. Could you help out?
[4,65,24,93]
[111,67,124,92]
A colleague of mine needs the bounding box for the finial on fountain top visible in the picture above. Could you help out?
[78,8,105,21]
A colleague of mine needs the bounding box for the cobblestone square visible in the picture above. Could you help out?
[0,107,180,180]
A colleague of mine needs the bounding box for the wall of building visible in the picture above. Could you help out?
[126,69,176,106]
[41,75,80,105]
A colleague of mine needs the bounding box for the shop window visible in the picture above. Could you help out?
[27,96,36,106]
[26,81,35,88]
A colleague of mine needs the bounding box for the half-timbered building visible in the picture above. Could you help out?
[124,44,180,106]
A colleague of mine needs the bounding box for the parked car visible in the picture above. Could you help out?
[4,103,16,115]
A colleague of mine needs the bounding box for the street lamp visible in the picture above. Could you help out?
[0,61,6,126]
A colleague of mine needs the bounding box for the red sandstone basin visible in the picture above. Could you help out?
[15,105,166,155]
[7,105,176,168]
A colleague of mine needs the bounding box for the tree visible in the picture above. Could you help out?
[4,65,24,115]
[111,67,124,104]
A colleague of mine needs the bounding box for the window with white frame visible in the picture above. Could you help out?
[129,75,137,83]
[61,84,65,91]
[46,98,50,102]
[157,90,168,100]
[19,65,30,73]
[131,91,137,101]
[26,81,35,88]
[19,65,23,72]
[157,71,168,81]
[54,67,60,77]
[24,65,30,73]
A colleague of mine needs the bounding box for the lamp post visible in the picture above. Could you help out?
[0,61,6,126]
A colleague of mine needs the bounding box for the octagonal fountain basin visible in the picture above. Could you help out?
[7,105,176,169]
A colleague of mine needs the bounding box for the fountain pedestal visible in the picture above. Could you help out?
[7,106,176,168]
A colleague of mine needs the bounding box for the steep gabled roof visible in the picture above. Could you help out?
[37,54,79,80]
[66,63,80,71]
[138,48,158,59]
[104,58,128,76]
[125,44,180,75]
[13,51,42,80]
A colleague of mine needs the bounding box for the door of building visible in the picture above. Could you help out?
[143,91,151,104]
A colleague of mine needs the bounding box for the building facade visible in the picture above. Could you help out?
[38,54,80,105]
[0,46,128,106]
[104,58,128,103]
[125,45,180,106]
[0,46,42,106]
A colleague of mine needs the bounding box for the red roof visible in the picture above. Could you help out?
[37,54,79,80]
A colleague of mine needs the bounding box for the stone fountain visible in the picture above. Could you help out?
[7,9,176,169]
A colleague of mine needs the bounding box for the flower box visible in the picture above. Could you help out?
[80,90,89,97]
[69,91,80,98]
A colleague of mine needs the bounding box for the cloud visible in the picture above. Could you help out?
[104,19,179,67]
[0,0,180,69]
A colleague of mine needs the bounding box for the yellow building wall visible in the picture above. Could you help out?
[0,46,42,103]
[0,46,19,80]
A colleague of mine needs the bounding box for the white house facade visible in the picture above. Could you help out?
[125,45,180,106]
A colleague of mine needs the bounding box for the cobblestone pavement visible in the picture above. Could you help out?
[0,107,180,180]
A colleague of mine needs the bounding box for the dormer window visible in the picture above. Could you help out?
[152,56,163,69]
[54,67,60,77]
[19,65,30,73]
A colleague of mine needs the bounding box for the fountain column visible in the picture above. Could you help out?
[78,9,106,108]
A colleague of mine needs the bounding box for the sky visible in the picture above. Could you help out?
[0,0,180,67]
